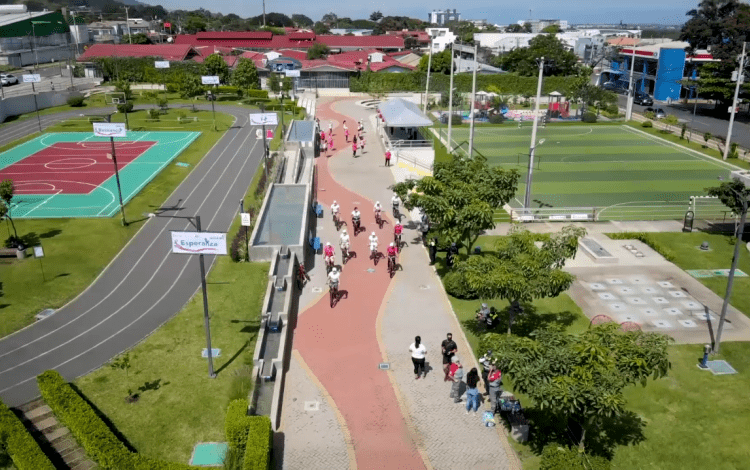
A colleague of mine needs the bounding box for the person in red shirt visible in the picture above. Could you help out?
[394,222,403,250]
[387,242,398,270]
[352,142,357,157]
[385,150,391,166]
[323,242,335,270]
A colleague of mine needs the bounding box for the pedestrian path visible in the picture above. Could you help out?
[280,98,519,470]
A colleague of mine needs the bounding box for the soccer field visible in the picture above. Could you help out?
[447,124,741,221]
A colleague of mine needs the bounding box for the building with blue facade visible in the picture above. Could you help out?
[600,40,715,102]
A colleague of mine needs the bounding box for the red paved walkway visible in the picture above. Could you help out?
[294,100,426,470]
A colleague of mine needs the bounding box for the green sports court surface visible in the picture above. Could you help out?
[0,131,200,218]
[447,124,740,220]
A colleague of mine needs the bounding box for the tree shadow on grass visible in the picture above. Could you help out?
[461,303,580,339]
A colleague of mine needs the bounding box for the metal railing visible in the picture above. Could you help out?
[394,150,434,173]
[389,139,432,148]
[508,202,734,222]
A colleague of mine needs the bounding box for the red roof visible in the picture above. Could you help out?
[77,44,196,62]
[274,49,308,60]
[193,53,239,67]
[288,32,315,41]
[317,35,404,48]
[241,51,265,59]
[174,33,403,50]
[196,31,273,40]
[194,45,234,56]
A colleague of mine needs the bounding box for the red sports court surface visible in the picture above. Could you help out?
[0,141,156,195]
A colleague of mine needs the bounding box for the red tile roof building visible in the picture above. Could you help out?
[77,44,198,62]
[173,31,404,52]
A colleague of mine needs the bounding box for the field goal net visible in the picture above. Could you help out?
[105,92,126,105]
[690,196,735,221]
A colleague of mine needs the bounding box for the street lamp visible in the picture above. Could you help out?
[713,176,749,354]
[523,56,547,211]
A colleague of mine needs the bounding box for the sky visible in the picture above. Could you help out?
[143,0,701,25]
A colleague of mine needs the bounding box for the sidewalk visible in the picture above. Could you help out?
[279,98,518,470]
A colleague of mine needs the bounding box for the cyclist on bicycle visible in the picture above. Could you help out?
[327,267,340,290]
[391,193,401,214]
[394,222,403,247]
[339,228,350,251]
[331,200,340,221]
[374,201,382,219]
[324,242,335,269]
[351,207,361,232]
[387,242,398,267]
[369,232,379,256]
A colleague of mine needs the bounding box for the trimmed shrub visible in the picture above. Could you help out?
[148,109,160,120]
[243,416,271,470]
[442,270,477,299]
[225,399,251,452]
[67,95,86,107]
[489,114,505,124]
[245,89,269,99]
[540,445,610,470]
[0,401,55,470]
[582,112,597,123]
[641,120,653,128]
[450,114,463,126]
[606,232,675,262]
[230,227,248,262]
[116,102,134,114]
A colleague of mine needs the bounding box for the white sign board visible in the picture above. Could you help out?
[571,213,590,220]
[33,245,45,258]
[249,113,278,126]
[154,61,170,69]
[171,231,227,255]
[22,74,41,83]
[201,75,220,85]
[285,70,300,77]
[93,122,127,138]
[240,213,251,226]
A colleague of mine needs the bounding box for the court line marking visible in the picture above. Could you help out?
[0,122,259,387]
[23,190,63,218]
[11,179,116,217]
[0,117,247,363]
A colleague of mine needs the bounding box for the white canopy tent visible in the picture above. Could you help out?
[378,98,433,127]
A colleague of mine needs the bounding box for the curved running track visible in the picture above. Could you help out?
[0,104,265,406]
[294,100,426,469]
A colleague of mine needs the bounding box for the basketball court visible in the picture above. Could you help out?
[0,131,200,218]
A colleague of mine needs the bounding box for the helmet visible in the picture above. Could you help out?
[482,303,488,309]
[333,200,337,204]
[390,242,395,247]
[376,201,380,205]
[371,232,376,236]
[342,228,347,234]
[354,207,358,211]
[332,267,338,273]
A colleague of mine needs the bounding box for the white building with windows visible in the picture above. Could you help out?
[427,9,460,26]
[424,27,456,52]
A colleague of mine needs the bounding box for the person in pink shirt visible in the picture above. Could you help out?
[345,128,350,142]
[385,150,391,166]
[328,137,334,151]
[352,142,357,157]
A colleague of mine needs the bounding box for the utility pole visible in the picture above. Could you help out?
[468,43,478,158]
[124,6,132,44]
[423,34,433,114]
[263,0,266,28]
[30,22,39,70]
[447,41,455,152]
[723,41,746,161]
[625,47,636,121]
[523,57,545,211]
[196,215,216,378]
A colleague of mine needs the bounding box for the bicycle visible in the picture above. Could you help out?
[352,217,361,235]
[296,263,310,290]
[392,204,400,221]
[325,256,334,274]
[375,211,382,228]
[332,211,340,230]
[394,233,402,251]
[387,255,396,278]
[370,245,378,264]
[341,244,350,264]
[329,281,339,308]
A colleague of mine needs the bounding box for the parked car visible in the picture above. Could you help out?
[633,91,653,106]
[601,81,628,94]
[644,107,666,119]
[0,74,18,86]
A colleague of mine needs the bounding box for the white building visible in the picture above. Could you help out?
[475,30,607,63]
[329,29,373,36]
[425,27,457,52]
[427,9,460,26]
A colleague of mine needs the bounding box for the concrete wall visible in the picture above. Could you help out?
[0,89,83,124]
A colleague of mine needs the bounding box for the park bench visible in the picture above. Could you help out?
[0,247,23,259]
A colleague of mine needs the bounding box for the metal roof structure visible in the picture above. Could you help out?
[378,98,433,127]
[0,10,69,38]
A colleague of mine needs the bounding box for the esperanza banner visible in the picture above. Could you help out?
[171,231,227,255]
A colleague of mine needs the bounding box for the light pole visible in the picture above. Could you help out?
[124,6,132,44]
[447,41,455,152]
[423,34,434,114]
[625,47,636,121]
[468,43,478,159]
[30,21,39,70]
[713,177,749,354]
[523,57,546,210]
[723,41,746,161]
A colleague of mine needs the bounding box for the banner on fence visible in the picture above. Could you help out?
[171,231,227,255]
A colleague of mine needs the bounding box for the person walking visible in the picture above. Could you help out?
[428,237,438,265]
[449,357,464,403]
[360,136,365,153]
[328,122,333,136]
[488,363,503,412]
[479,350,492,395]
[465,367,481,414]
[385,149,391,167]
[352,142,357,158]
[409,336,427,379]
[441,333,457,381]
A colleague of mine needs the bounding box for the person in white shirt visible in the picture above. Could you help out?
[331,200,340,222]
[339,229,350,259]
[391,193,401,217]
[374,201,382,221]
[368,232,378,255]
[409,336,427,379]
[351,207,361,233]
[327,267,340,289]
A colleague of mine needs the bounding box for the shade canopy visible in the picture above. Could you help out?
[378,98,433,127]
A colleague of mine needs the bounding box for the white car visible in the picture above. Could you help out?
[0,74,19,86]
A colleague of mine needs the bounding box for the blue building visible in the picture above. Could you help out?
[600,40,715,102]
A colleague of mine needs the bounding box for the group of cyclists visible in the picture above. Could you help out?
[325,193,404,293]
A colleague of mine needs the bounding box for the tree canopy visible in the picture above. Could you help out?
[370,11,383,21]
[373,16,424,35]
[313,22,331,34]
[120,33,150,45]
[497,34,579,76]
[231,58,260,91]
[202,54,230,84]
[291,14,314,27]
[392,154,520,255]
[480,323,672,449]
[307,43,330,60]
[705,180,750,214]
[541,24,562,34]
[416,49,453,74]
[0,179,18,243]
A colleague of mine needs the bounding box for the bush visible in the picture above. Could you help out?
[641,120,653,128]
[37,370,198,470]
[158,97,168,109]
[450,114,463,125]
[225,399,251,452]
[489,114,505,124]
[116,102,134,114]
[67,95,85,107]
[148,108,160,120]
[582,112,597,123]
[227,366,254,403]
[245,89,269,99]
[539,445,610,470]
[606,232,675,262]
[224,399,272,470]
[0,401,55,470]
[166,83,179,93]
[230,227,249,262]
[443,270,478,299]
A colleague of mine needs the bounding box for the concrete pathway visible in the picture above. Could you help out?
[279,98,518,470]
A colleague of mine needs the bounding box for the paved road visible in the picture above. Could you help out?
[618,95,750,149]
[0,104,264,406]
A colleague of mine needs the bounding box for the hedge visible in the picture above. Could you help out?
[225,399,272,470]
[606,232,676,262]
[37,370,198,470]
[539,445,611,470]
[0,401,55,470]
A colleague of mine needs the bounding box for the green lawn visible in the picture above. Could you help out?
[446,123,740,220]
[608,232,750,317]
[0,111,235,338]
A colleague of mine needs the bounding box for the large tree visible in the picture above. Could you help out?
[183,15,207,34]
[392,154,520,255]
[202,53,230,84]
[306,43,330,60]
[415,49,453,74]
[231,58,260,91]
[0,179,18,243]
[498,34,579,76]
[444,225,585,333]
[706,180,750,216]
[370,11,383,22]
[291,14,314,28]
[175,70,204,111]
[479,323,672,450]
[313,21,331,34]
[120,33,150,44]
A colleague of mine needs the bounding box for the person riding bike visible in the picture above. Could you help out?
[391,193,402,216]
[351,207,361,232]
[368,232,379,257]
[339,229,350,259]
[331,200,340,223]
[327,267,340,290]
[394,222,403,248]
[387,242,398,269]
[324,242,335,270]
[374,201,382,220]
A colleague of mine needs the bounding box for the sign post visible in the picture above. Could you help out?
[171,221,228,378]
[201,76,220,125]
[240,199,251,261]
[252,107,278,182]
[23,74,42,133]
[33,244,45,282]
[93,122,128,226]
[155,61,170,105]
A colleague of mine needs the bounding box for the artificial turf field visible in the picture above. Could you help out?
[447,124,741,220]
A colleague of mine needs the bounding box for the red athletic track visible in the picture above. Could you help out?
[0,141,155,195]
[294,101,426,470]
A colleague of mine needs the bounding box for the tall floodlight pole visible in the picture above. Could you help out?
[723,41,746,161]
[124,7,132,44]
[195,215,217,378]
[263,0,266,27]
[31,22,39,70]
[625,47,636,121]
[523,57,545,210]
[447,41,455,152]
[468,43,478,159]
[423,35,434,114]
